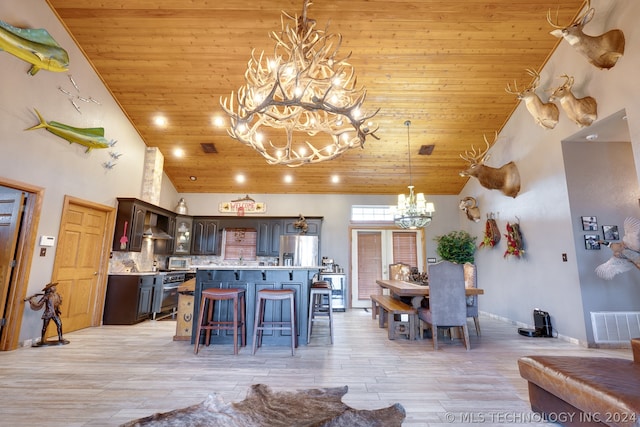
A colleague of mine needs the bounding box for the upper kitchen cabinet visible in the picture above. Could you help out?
[112,198,175,252]
[174,216,193,255]
[256,220,282,257]
[283,217,322,236]
[191,218,219,255]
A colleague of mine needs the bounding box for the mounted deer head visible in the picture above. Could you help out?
[459,133,520,198]
[549,74,597,127]
[459,197,481,222]
[547,0,625,70]
[506,69,559,129]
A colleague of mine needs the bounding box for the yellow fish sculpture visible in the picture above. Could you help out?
[26,109,115,153]
[0,20,69,75]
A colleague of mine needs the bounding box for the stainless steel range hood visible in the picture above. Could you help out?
[143,213,173,240]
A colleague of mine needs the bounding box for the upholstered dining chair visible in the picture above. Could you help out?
[464,262,481,336]
[417,261,471,350]
[389,263,411,281]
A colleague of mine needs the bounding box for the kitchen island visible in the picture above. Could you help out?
[192,267,322,348]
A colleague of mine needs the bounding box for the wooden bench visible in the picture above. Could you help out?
[370,294,417,340]
[518,338,640,426]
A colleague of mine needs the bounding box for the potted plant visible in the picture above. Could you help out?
[434,230,476,264]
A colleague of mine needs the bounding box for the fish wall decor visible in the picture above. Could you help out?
[0,19,69,75]
[26,109,115,153]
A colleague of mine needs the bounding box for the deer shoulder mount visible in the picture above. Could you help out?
[459,133,520,198]
[547,0,625,70]
[549,74,597,128]
[505,69,559,129]
[459,197,481,222]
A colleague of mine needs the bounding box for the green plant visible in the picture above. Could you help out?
[434,230,477,264]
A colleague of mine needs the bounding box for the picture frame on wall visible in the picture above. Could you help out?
[584,234,601,250]
[602,225,619,241]
[582,216,598,231]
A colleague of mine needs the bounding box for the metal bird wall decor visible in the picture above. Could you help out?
[595,217,640,280]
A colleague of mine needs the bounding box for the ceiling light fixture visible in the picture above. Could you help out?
[220,0,379,167]
[394,120,435,229]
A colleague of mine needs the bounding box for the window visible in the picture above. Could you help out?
[351,205,395,222]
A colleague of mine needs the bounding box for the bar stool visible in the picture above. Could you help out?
[252,289,296,356]
[194,288,246,355]
[307,281,333,344]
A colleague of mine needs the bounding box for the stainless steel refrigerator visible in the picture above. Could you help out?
[279,235,319,266]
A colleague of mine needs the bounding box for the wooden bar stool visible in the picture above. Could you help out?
[307,281,333,344]
[194,288,246,355]
[252,289,296,356]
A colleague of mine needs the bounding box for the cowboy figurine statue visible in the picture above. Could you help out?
[25,282,69,346]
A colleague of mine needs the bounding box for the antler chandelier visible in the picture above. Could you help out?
[220,0,378,167]
[394,121,435,229]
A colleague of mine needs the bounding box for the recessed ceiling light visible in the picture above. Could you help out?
[173,148,185,157]
[284,175,293,183]
[189,176,197,181]
[212,116,225,127]
[586,134,598,141]
[331,175,340,184]
[153,115,168,127]
[236,174,246,183]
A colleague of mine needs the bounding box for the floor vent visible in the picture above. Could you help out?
[591,311,640,344]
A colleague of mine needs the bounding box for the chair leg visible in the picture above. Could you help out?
[289,295,296,356]
[194,295,207,355]
[473,316,481,336]
[232,296,238,355]
[462,325,471,350]
[252,298,263,355]
[432,323,438,350]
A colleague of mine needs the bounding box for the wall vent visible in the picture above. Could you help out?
[590,311,640,343]
[200,143,218,153]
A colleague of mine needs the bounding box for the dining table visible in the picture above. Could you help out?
[375,279,484,307]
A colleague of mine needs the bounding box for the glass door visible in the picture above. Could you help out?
[350,228,424,308]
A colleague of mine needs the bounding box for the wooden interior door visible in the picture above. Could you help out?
[0,187,25,332]
[50,197,113,336]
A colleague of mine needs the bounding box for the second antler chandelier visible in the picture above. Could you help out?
[220,0,379,167]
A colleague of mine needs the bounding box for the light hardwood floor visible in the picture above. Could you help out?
[0,309,632,427]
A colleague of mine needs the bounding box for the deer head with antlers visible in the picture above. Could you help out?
[506,69,559,129]
[549,74,597,127]
[459,133,520,198]
[547,0,625,70]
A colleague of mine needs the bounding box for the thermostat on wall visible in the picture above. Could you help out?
[39,236,55,247]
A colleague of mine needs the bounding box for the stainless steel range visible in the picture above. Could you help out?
[152,271,186,319]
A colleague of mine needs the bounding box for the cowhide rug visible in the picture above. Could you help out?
[121,384,405,427]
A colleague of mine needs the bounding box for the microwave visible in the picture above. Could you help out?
[168,256,191,270]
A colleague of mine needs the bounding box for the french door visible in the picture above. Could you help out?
[350,228,424,308]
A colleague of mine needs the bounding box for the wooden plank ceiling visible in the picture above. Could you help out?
[46,0,585,195]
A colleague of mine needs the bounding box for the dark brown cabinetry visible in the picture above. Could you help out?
[256,220,282,256]
[191,218,219,255]
[174,216,193,255]
[112,198,176,252]
[103,274,158,324]
[283,218,322,235]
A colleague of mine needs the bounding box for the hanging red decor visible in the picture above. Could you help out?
[504,221,525,258]
[479,214,501,248]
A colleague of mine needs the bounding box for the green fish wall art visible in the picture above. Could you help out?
[26,109,115,153]
[0,19,69,75]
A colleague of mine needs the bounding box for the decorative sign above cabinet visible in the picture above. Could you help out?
[218,194,266,215]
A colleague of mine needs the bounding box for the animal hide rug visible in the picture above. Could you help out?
[121,383,406,427]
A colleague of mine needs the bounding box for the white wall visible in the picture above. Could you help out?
[0,0,180,341]
[460,0,640,346]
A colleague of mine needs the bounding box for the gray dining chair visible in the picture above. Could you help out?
[464,262,481,336]
[417,261,471,350]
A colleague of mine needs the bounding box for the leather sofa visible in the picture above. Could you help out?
[518,339,640,427]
